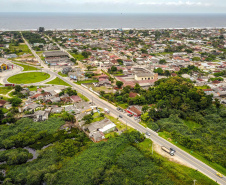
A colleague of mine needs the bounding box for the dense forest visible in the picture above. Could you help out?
[22,32,46,44]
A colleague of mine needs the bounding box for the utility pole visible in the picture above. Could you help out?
[193,180,197,185]
[152,142,153,155]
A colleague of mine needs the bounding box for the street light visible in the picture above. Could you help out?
[193,180,197,185]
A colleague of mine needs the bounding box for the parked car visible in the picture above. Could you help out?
[127,113,133,117]
[119,115,123,118]
[146,132,151,136]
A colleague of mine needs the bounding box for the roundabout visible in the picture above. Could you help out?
[7,72,50,84]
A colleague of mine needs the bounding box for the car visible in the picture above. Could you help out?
[146,132,151,136]
[216,172,223,178]
[170,148,176,152]
[119,115,123,118]
[127,114,133,117]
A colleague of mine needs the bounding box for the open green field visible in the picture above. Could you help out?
[46,77,71,86]
[70,53,84,61]
[0,86,14,95]
[14,62,39,71]
[9,43,32,55]
[7,72,50,84]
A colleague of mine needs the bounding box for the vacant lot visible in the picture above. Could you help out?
[46,77,71,86]
[0,86,14,95]
[8,72,50,84]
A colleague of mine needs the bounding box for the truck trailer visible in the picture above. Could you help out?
[161,146,175,156]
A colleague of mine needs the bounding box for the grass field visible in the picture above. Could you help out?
[46,77,71,86]
[7,72,50,84]
[58,72,68,77]
[9,43,32,55]
[14,62,39,71]
[0,86,14,95]
[70,53,84,61]
[75,80,98,85]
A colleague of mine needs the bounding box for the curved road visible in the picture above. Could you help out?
[22,34,225,185]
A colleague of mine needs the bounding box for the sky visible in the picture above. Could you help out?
[1,0,226,13]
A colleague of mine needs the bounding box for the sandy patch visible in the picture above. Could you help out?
[154,142,195,169]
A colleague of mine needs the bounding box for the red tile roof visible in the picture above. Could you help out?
[70,95,82,102]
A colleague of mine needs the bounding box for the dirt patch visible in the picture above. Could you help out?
[154,143,195,169]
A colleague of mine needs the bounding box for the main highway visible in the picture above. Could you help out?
[22,34,225,185]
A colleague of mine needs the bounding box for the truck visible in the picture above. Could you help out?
[5,84,15,87]
[161,146,175,156]
[104,108,110,114]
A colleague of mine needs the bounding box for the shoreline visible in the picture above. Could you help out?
[1,27,226,32]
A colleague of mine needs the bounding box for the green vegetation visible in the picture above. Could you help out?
[59,87,77,96]
[178,65,203,75]
[75,79,98,85]
[14,62,39,71]
[8,43,32,55]
[0,86,13,95]
[196,85,211,90]
[58,72,68,77]
[4,132,214,185]
[8,97,22,107]
[77,92,89,102]
[214,70,226,77]
[70,52,84,61]
[0,116,216,185]
[22,32,46,44]
[209,77,224,82]
[27,85,37,91]
[136,77,226,174]
[0,117,65,149]
[0,148,32,165]
[8,72,50,84]
[4,130,90,184]
[46,77,71,86]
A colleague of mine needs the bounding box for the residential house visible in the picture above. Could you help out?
[70,95,82,103]
[34,110,49,122]
[126,105,142,117]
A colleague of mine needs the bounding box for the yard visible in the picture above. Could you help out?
[46,77,71,86]
[86,84,114,93]
[7,72,50,84]
[0,86,14,95]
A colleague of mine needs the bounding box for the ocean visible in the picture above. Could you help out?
[1,13,226,30]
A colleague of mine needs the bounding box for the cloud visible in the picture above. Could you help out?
[138,1,212,6]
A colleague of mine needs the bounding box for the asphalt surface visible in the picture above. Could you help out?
[22,35,226,185]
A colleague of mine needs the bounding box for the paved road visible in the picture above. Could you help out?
[23,34,226,185]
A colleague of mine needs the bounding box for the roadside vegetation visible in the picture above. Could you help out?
[58,72,68,77]
[13,62,39,71]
